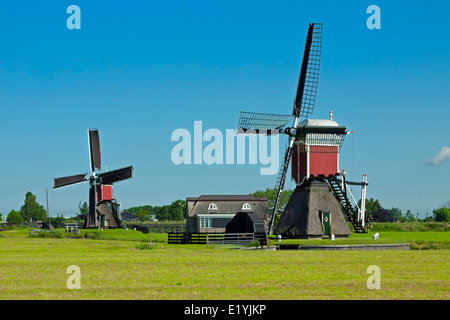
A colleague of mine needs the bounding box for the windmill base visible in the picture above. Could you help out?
[273,179,351,239]
[83,200,123,229]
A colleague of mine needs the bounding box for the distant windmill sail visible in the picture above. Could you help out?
[98,166,133,185]
[53,173,88,189]
[52,128,133,228]
[88,129,102,172]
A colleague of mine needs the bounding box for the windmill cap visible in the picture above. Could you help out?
[298,119,340,127]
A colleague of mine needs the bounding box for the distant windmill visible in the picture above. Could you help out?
[237,23,368,238]
[53,129,133,228]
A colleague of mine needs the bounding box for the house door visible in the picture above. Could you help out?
[100,215,105,228]
[321,212,331,235]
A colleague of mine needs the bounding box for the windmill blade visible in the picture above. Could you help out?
[293,23,323,118]
[53,173,88,189]
[237,111,292,134]
[268,137,295,235]
[98,166,133,185]
[88,129,102,172]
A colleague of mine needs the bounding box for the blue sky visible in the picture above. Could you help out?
[0,1,449,218]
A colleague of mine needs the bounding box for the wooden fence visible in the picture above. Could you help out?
[168,232,267,246]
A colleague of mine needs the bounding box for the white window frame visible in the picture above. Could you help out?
[197,214,234,229]
[199,217,213,228]
[208,203,218,210]
[242,203,251,210]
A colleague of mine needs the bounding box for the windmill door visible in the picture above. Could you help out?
[321,212,331,235]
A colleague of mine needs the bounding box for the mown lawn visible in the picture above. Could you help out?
[0,228,449,300]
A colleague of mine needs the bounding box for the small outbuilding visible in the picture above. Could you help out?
[225,212,266,234]
[185,195,269,233]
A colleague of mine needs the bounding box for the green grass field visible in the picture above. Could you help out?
[0,227,449,300]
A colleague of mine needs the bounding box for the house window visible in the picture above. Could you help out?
[242,203,251,210]
[208,203,217,210]
[200,217,213,228]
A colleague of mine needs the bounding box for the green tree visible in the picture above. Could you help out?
[79,201,89,215]
[20,192,47,222]
[252,188,293,212]
[433,207,450,222]
[387,207,403,222]
[74,201,89,221]
[376,207,390,222]
[358,198,394,222]
[168,200,185,221]
[135,209,150,224]
[7,210,24,224]
[363,198,381,219]
[252,188,293,229]
[125,205,154,215]
[156,206,170,221]
[404,210,416,222]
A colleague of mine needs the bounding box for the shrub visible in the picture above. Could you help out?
[29,230,64,238]
[136,241,158,250]
[246,239,261,247]
[83,230,104,240]
[433,208,450,222]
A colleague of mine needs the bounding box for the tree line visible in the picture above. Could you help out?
[360,197,450,222]
[2,189,450,225]
[124,200,186,223]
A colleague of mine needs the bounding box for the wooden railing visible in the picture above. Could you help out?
[168,232,267,246]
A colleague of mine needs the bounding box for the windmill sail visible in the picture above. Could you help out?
[293,23,322,118]
[88,129,102,172]
[268,141,295,235]
[268,23,323,234]
[98,166,133,185]
[237,111,292,133]
[53,173,88,189]
[235,22,324,236]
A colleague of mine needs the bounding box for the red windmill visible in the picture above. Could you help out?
[237,23,368,238]
[53,129,133,229]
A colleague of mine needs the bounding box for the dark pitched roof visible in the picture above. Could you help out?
[121,211,138,221]
[186,195,267,202]
[185,195,269,223]
[225,212,267,233]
